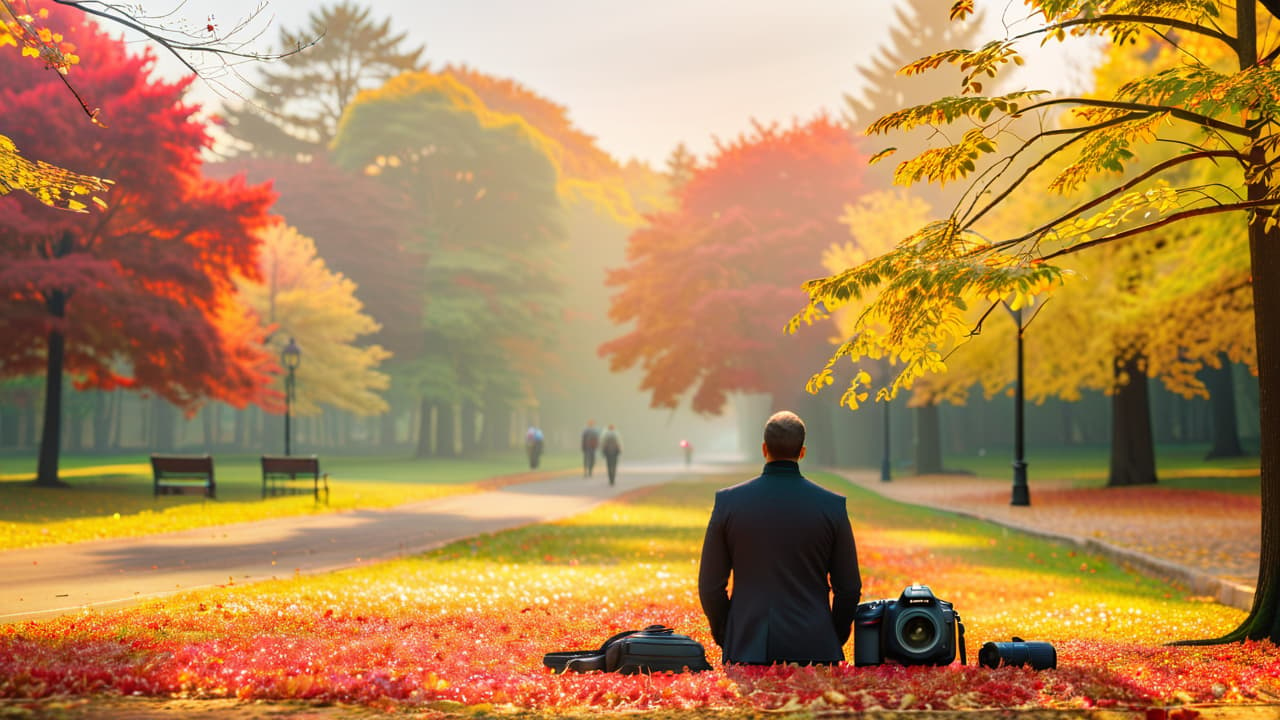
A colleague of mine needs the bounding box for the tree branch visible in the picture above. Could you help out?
[1018,97,1252,139]
[1040,196,1280,260]
[1011,13,1235,51]
[987,148,1244,249]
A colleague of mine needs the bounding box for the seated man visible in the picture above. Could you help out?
[698,410,862,665]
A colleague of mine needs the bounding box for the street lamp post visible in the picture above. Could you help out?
[1003,304,1030,506]
[880,400,892,482]
[281,338,301,456]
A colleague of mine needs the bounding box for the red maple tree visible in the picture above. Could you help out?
[600,117,866,414]
[0,2,277,486]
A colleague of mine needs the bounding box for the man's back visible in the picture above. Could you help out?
[698,460,861,665]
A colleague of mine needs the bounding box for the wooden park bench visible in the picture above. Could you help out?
[151,454,216,499]
[261,455,329,504]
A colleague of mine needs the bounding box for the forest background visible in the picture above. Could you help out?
[0,0,1258,484]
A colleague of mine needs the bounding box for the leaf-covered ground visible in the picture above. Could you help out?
[0,456,572,550]
[2,474,1275,718]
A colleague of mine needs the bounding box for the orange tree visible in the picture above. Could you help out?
[792,1,1280,643]
[601,117,866,427]
[0,4,277,487]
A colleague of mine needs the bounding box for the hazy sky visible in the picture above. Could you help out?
[153,0,1083,167]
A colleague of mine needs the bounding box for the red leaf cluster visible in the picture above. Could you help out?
[0,1,277,413]
[600,117,866,413]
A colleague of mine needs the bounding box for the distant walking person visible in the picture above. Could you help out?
[525,425,545,469]
[600,424,622,486]
[581,420,601,477]
[681,439,693,467]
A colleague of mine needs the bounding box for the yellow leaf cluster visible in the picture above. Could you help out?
[0,2,78,73]
[0,132,110,212]
[237,225,391,416]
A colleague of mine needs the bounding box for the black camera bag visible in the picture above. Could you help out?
[543,624,713,674]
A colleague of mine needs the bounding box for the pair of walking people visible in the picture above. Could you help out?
[581,420,622,485]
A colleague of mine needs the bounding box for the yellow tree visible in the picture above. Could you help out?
[906,26,1257,483]
[237,224,390,417]
[792,1,1280,643]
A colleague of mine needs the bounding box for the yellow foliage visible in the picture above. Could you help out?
[0,132,110,211]
[237,225,391,416]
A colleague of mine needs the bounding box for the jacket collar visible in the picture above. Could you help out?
[761,460,802,476]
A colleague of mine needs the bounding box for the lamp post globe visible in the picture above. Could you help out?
[281,338,301,456]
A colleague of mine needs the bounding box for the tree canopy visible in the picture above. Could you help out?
[331,71,566,422]
[0,5,277,484]
[602,117,866,414]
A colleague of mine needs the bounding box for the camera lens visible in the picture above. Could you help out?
[978,640,1057,670]
[901,616,936,650]
[893,610,941,656]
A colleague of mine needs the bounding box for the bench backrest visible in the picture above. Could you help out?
[261,455,319,476]
[151,454,214,478]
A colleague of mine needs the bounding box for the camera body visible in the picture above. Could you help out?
[853,584,962,667]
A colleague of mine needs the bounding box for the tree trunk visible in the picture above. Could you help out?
[461,400,478,457]
[151,397,176,452]
[1207,76,1280,640]
[1205,355,1246,459]
[381,406,398,449]
[482,393,511,451]
[913,402,944,474]
[435,402,456,457]
[35,231,75,488]
[92,391,110,452]
[34,296,68,488]
[202,405,216,450]
[1107,355,1157,487]
[415,397,432,458]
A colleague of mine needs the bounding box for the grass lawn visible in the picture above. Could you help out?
[944,444,1260,494]
[0,452,578,550]
[2,470,1272,717]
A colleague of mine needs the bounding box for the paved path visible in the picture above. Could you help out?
[0,464,689,624]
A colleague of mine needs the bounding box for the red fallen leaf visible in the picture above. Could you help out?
[1146,709,1168,720]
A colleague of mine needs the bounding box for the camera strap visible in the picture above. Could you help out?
[955,612,967,666]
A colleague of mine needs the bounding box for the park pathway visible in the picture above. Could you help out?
[0,463,692,624]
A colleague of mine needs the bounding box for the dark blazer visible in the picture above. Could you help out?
[698,460,861,665]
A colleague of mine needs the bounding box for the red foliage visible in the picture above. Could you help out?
[600,117,866,413]
[2,600,1277,713]
[0,1,277,412]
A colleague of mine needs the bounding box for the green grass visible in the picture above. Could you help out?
[0,451,578,550]
[943,443,1259,492]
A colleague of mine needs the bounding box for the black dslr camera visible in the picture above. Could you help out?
[854,584,965,666]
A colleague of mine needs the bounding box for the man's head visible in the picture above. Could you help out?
[762,410,806,461]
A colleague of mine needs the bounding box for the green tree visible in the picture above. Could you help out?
[222,1,425,158]
[331,72,565,458]
[794,1,1280,643]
